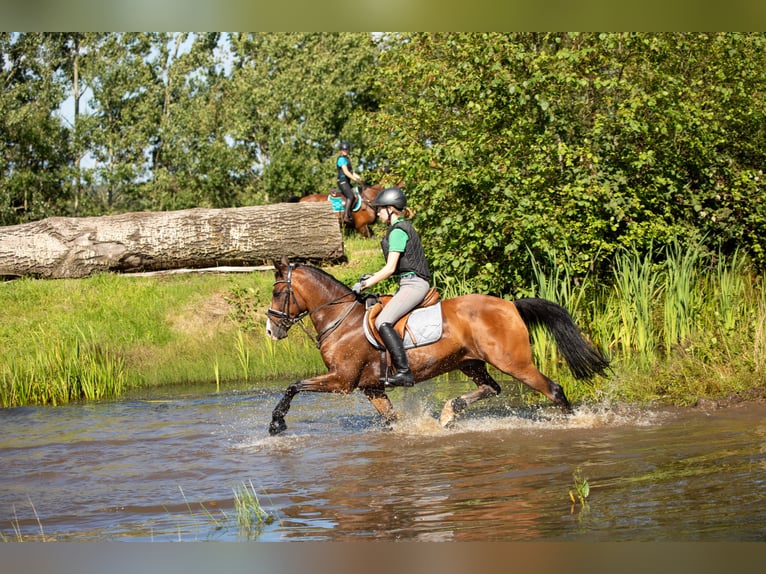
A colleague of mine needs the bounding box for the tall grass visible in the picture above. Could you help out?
[1,235,765,408]
[0,270,326,407]
[1,327,126,407]
[711,248,748,339]
[527,249,597,386]
[662,238,703,355]
[608,247,663,361]
[233,480,274,539]
[753,279,766,376]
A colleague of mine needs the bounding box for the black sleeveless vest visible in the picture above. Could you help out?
[381,220,431,281]
[337,155,353,181]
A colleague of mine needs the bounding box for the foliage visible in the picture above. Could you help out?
[227,32,380,202]
[0,33,380,218]
[569,466,590,507]
[0,33,69,225]
[364,32,766,292]
[1,238,765,408]
[3,32,766,292]
[0,327,126,407]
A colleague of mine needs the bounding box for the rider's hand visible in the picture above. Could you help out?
[352,274,372,294]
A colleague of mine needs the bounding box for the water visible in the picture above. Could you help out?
[1,381,764,541]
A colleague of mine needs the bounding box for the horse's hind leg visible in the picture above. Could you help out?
[514,366,572,414]
[439,361,502,427]
[361,387,399,428]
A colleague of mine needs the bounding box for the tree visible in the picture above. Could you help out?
[0,33,69,225]
[81,33,159,213]
[53,32,108,216]
[147,33,256,211]
[0,203,344,279]
[229,32,379,202]
[365,33,766,293]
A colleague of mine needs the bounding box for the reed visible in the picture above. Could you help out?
[233,480,274,539]
[753,281,766,376]
[609,247,662,361]
[661,238,703,355]
[235,330,252,381]
[527,248,598,386]
[1,328,127,407]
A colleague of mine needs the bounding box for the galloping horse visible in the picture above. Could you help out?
[299,184,382,238]
[265,256,610,435]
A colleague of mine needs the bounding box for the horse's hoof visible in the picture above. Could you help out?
[439,398,467,428]
[269,419,287,435]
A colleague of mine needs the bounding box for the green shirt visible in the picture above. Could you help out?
[388,226,409,252]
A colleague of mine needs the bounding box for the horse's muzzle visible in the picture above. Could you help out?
[265,318,288,340]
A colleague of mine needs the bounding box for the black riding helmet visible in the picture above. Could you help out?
[339,141,350,151]
[372,187,406,210]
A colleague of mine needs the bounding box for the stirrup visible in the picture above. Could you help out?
[382,370,414,387]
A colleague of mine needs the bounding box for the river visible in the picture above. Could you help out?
[1,381,764,541]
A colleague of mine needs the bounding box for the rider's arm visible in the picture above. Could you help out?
[363,251,400,290]
[340,160,361,182]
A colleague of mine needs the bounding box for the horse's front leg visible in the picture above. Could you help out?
[269,382,299,435]
[361,386,399,428]
[268,373,356,436]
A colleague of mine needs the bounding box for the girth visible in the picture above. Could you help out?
[365,287,441,347]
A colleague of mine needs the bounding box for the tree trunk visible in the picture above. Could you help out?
[0,203,344,279]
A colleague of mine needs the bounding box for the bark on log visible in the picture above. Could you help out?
[0,203,345,279]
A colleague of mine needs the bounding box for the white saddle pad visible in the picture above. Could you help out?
[363,302,443,349]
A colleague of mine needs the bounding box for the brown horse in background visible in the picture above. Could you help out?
[265,256,611,435]
[299,184,382,237]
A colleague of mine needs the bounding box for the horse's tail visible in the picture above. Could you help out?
[514,298,611,380]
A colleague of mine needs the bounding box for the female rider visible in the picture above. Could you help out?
[352,187,431,387]
[336,141,363,223]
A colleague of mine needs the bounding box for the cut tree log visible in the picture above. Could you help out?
[0,203,345,279]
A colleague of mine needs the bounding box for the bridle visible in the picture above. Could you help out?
[266,264,308,332]
[267,264,358,347]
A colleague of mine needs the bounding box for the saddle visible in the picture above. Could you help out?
[328,189,362,213]
[364,287,441,348]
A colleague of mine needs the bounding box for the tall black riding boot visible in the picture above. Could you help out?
[378,323,415,387]
[343,197,354,222]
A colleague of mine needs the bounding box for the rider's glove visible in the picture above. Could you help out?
[351,274,372,294]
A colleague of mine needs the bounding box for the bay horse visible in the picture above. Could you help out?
[265,256,610,435]
[298,184,382,238]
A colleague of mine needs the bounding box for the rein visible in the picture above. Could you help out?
[314,297,357,346]
[267,265,358,348]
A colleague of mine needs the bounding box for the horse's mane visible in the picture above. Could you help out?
[295,262,352,293]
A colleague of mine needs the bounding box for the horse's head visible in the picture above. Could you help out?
[266,256,309,340]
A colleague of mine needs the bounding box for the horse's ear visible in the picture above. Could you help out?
[273,256,289,277]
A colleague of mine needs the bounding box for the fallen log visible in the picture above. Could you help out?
[0,203,345,279]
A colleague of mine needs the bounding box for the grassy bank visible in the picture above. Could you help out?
[0,236,379,407]
[2,234,765,408]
